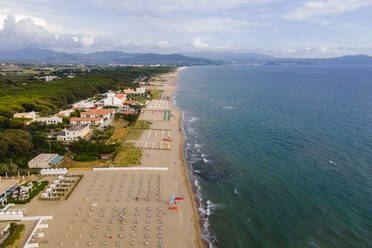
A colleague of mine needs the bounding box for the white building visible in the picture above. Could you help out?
[80,109,114,119]
[136,87,146,94]
[73,99,95,109]
[124,87,146,94]
[55,109,74,117]
[40,75,58,82]
[57,125,90,141]
[70,117,103,126]
[103,92,126,106]
[13,111,37,125]
[36,116,62,125]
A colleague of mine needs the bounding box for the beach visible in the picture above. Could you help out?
[16,67,203,248]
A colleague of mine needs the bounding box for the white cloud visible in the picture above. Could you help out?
[0,15,95,50]
[285,0,372,20]
[144,17,269,34]
[269,42,372,57]
[192,38,209,48]
[92,0,280,13]
[81,36,95,46]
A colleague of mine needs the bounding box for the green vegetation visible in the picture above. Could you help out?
[71,140,117,162]
[126,129,144,140]
[126,120,151,140]
[149,89,163,100]
[90,126,114,142]
[0,223,25,248]
[0,67,174,168]
[0,127,66,169]
[6,181,49,204]
[134,120,151,129]
[116,112,139,126]
[113,143,142,166]
[0,67,172,119]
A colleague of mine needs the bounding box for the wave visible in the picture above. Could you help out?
[201,153,209,163]
[194,177,215,248]
[206,200,220,216]
[234,188,240,196]
[223,106,235,110]
[189,117,199,123]
[181,110,215,247]
[172,94,177,105]
[194,143,201,152]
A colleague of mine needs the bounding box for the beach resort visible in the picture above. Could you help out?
[0,67,203,248]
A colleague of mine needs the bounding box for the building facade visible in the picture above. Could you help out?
[80,109,114,119]
[36,116,62,125]
[70,117,103,126]
[57,125,90,141]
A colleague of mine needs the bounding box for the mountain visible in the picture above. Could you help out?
[0,47,222,65]
[264,55,372,65]
[183,52,372,65]
[1,48,371,66]
[183,51,275,64]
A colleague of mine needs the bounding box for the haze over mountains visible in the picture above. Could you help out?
[186,51,372,65]
[0,47,220,65]
[1,47,372,66]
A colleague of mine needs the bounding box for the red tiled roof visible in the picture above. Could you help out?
[72,107,83,110]
[116,94,126,99]
[81,109,114,116]
[70,117,103,121]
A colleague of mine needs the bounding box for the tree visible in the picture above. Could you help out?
[9,119,25,129]
[0,116,8,129]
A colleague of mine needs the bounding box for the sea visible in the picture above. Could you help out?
[174,65,372,248]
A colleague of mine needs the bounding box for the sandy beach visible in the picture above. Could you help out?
[14,67,203,248]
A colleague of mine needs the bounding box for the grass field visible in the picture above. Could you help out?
[110,119,131,143]
[126,129,144,140]
[126,120,151,140]
[149,89,163,100]
[111,127,131,142]
[134,120,151,129]
[113,143,142,166]
[60,154,111,168]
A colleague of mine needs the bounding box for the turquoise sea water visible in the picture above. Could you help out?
[174,65,372,248]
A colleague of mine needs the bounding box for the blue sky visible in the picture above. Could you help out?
[0,0,371,57]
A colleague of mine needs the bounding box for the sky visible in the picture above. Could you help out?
[0,0,372,57]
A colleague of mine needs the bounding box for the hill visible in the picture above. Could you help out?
[183,52,372,65]
[0,48,222,65]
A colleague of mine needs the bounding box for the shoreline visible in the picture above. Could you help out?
[14,66,208,248]
[171,67,207,248]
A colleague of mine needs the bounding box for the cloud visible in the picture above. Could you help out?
[81,36,95,46]
[0,15,95,50]
[269,42,372,57]
[92,0,280,13]
[285,0,372,20]
[192,38,209,48]
[143,17,269,35]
